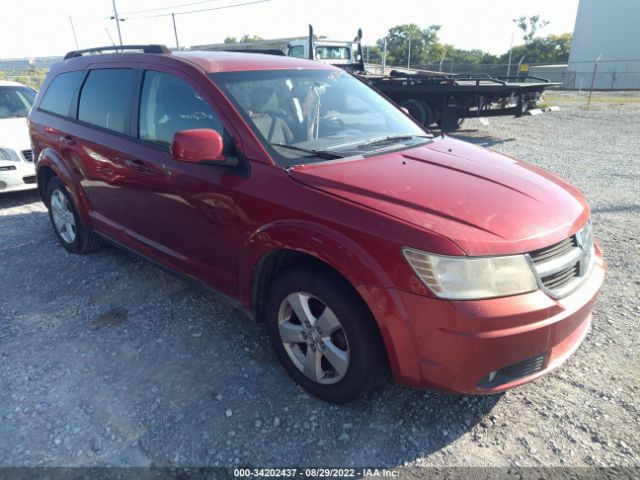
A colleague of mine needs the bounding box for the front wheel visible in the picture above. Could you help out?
[265,265,387,403]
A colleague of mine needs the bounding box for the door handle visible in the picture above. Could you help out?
[60,135,76,146]
[124,159,147,171]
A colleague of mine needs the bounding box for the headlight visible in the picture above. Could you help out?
[402,248,538,300]
[0,148,14,161]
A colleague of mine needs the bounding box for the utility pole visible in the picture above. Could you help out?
[506,31,514,77]
[407,34,411,70]
[68,15,79,49]
[587,53,603,108]
[382,37,387,74]
[172,13,180,50]
[111,0,123,46]
[517,56,525,78]
[105,28,116,46]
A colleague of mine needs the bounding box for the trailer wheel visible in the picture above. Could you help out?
[400,99,433,126]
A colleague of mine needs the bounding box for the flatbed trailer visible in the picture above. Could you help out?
[360,71,561,131]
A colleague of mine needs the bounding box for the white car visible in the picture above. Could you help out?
[0,80,37,193]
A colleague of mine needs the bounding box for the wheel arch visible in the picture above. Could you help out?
[239,220,417,381]
[36,148,92,227]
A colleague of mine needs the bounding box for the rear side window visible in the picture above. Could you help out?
[139,70,226,149]
[78,69,137,134]
[39,71,84,117]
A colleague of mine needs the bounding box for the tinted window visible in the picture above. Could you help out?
[0,86,36,119]
[39,71,84,117]
[315,46,350,60]
[288,46,305,58]
[78,69,136,134]
[139,70,226,149]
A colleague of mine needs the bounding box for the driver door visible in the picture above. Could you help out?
[116,69,243,297]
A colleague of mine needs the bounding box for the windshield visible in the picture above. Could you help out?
[211,69,431,167]
[0,86,36,119]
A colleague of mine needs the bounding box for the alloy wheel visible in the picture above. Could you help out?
[277,292,350,385]
[50,189,76,244]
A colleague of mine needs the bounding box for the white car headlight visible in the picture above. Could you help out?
[0,148,14,161]
[402,247,538,300]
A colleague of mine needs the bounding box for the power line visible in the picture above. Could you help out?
[124,0,271,20]
[118,0,223,16]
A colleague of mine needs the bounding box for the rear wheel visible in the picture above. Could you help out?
[46,177,101,254]
[400,98,433,126]
[265,266,387,403]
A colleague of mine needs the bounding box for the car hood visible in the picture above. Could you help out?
[0,117,31,150]
[287,136,589,255]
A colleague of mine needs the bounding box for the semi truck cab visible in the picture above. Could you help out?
[286,26,364,71]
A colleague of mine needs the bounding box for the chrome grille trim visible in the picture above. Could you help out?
[528,220,594,299]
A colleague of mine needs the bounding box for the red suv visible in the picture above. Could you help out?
[29,45,605,403]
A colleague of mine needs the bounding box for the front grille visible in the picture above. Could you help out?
[21,149,34,162]
[22,175,36,184]
[528,221,593,298]
[501,353,546,377]
[542,264,579,290]
[530,236,576,263]
[478,352,548,388]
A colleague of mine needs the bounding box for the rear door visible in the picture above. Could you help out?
[71,67,143,241]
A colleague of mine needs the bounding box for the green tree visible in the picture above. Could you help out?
[239,35,263,43]
[513,15,550,43]
[499,33,572,64]
[13,67,48,90]
[224,36,237,44]
[377,24,441,67]
[438,45,499,65]
[362,44,382,63]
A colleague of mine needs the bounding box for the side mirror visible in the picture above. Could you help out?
[172,129,236,166]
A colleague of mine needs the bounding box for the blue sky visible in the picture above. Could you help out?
[1,0,579,58]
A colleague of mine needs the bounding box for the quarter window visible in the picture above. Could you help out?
[139,70,226,149]
[39,71,84,117]
[78,69,137,134]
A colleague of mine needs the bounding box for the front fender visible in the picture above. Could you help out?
[238,219,423,384]
[36,148,93,228]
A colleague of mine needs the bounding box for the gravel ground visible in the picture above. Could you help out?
[1,100,639,475]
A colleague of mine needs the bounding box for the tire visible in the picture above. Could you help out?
[264,265,387,403]
[46,177,101,254]
[400,98,433,126]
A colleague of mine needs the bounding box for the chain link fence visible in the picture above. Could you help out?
[363,53,640,90]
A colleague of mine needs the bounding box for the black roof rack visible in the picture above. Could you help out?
[64,44,171,60]
[220,48,286,56]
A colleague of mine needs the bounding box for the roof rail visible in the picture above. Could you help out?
[63,44,171,60]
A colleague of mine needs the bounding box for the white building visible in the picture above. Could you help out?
[567,0,640,90]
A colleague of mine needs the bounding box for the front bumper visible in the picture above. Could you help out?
[388,242,605,394]
[0,162,36,193]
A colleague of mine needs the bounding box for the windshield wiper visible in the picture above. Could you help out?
[271,143,344,160]
[357,134,430,149]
